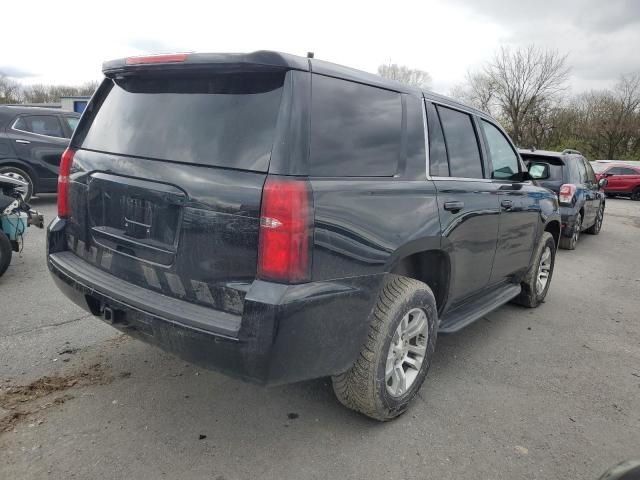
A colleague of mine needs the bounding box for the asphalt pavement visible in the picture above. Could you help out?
[1,194,639,480]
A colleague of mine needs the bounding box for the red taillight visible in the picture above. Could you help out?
[58,148,75,218]
[559,184,576,205]
[125,53,188,65]
[257,177,313,283]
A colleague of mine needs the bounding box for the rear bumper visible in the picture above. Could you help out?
[47,223,381,386]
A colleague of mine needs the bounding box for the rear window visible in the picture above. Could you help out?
[309,75,402,177]
[79,72,285,171]
[523,156,564,181]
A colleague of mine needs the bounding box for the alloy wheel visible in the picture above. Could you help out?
[536,246,552,294]
[385,308,429,397]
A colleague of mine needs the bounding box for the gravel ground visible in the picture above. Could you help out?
[1,194,639,480]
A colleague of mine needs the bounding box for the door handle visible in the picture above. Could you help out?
[501,199,513,211]
[15,139,31,144]
[444,201,464,212]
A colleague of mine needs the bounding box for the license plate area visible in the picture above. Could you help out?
[87,173,186,265]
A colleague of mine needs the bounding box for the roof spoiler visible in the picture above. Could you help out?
[102,51,310,77]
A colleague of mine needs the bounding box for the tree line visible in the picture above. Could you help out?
[379,46,640,160]
[0,75,98,105]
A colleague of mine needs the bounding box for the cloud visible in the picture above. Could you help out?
[127,38,188,54]
[448,0,640,91]
[0,66,37,78]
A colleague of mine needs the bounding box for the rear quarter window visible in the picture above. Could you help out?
[309,75,402,177]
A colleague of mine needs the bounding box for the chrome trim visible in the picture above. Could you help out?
[11,118,66,140]
[422,98,431,180]
[431,176,494,183]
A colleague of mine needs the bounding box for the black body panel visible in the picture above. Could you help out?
[47,50,562,386]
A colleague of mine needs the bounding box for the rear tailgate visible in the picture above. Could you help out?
[65,67,289,315]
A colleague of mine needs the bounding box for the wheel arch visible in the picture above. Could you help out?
[544,219,560,248]
[388,249,450,315]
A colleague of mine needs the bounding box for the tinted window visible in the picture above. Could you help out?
[14,115,64,138]
[80,72,285,171]
[437,106,483,178]
[405,96,426,179]
[481,120,520,179]
[426,102,449,177]
[583,159,596,183]
[609,167,638,175]
[309,75,401,176]
[575,158,588,183]
[64,117,79,133]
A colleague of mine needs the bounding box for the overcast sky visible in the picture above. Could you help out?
[2,0,639,95]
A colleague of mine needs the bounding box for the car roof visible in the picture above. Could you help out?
[0,105,80,128]
[103,50,490,120]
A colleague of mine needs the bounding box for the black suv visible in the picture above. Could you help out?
[521,149,606,250]
[0,106,80,201]
[47,52,560,420]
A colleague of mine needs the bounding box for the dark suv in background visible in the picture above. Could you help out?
[0,106,80,201]
[47,51,560,421]
[522,149,606,250]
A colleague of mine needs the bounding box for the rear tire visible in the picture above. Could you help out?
[0,233,12,277]
[585,202,604,234]
[512,232,556,308]
[559,212,581,250]
[0,166,34,202]
[332,274,437,421]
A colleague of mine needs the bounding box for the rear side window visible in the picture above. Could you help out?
[14,115,64,138]
[575,158,588,183]
[64,117,79,133]
[608,167,637,175]
[436,106,483,179]
[582,158,596,183]
[480,120,520,180]
[79,72,285,171]
[309,75,401,177]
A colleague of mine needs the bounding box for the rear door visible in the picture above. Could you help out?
[426,101,501,306]
[479,119,539,284]
[10,114,68,189]
[575,157,596,225]
[67,69,291,314]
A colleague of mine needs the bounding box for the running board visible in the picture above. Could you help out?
[438,284,522,334]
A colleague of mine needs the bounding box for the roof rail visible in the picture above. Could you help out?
[562,149,582,155]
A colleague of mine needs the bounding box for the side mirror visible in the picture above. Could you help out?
[598,178,608,189]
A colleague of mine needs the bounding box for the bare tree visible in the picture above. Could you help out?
[0,74,22,104]
[22,81,98,104]
[460,46,570,145]
[377,63,432,89]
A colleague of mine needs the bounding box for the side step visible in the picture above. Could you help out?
[438,283,522,334]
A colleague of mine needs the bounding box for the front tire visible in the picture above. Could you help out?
[632,187,640,201]
[559,212,582,250]
[512,231,556,308]
[332,275,437,421]
[0,233,12,277]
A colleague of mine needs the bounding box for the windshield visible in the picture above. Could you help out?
[79,71,285,171]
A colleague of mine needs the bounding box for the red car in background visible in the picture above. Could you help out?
[596,163,640,200]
